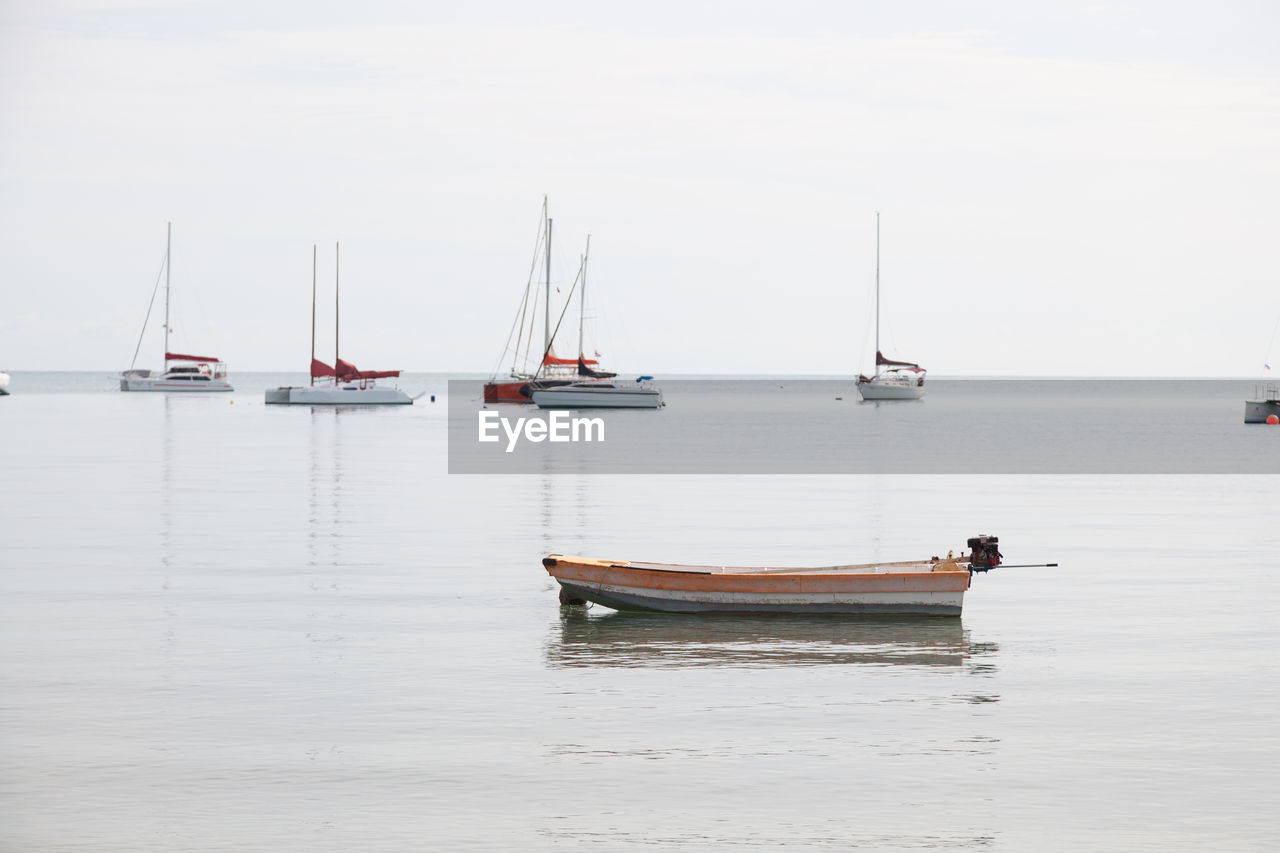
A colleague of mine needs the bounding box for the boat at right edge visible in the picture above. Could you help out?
[1244,381,1279,423]
[856,212,926,401]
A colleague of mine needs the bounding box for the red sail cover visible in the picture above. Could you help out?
[166,352,219,362]
[334,358,399,380]
[876,350,924,371]
[544,354,598,366]
[311,359,337,378]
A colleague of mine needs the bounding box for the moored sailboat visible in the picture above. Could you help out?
[1245,318,1279,423]
[855,212,925,401]
[484,198,610,403]
[120,223,233,392]
[265,244,412,406]
[1244,383,1279,424]
[528,235,663,409]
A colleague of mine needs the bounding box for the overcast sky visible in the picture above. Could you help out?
[2,1,1278,375]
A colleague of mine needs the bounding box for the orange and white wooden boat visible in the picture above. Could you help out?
[543,536,1012,616]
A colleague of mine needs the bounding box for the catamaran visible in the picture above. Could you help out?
[855,212,925,401]
[265,244,413,406]
[120,223,233,392]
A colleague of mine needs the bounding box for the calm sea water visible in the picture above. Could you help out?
[2,373,1278,851]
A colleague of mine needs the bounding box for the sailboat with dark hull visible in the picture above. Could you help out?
[855,212,926,401]
[484,198,609,403]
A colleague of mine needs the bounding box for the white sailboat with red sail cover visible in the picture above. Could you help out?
[265,244,412,406]
[120,223,233,392]
[484,198,610,403]
[856,212,926,400]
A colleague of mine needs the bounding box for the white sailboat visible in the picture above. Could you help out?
[529,236,663,409]
[855,212,925,401]
[265,244,413,405]
[120,223,233,392]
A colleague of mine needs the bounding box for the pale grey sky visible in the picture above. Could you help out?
[2,1,1278,375]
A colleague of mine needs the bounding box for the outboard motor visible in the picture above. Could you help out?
[967,535,1002,572]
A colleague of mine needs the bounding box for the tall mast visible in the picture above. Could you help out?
[163,221,171,364]
[310,244,317,386]
[544,217,552,357]
[578,235,591,359]
[874,211,881,367]
[335,242,340,378]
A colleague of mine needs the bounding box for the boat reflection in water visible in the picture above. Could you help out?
[546,610,995,672]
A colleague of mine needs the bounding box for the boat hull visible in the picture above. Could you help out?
[483,379,580,403]
[265,385,412,405]
[532,386,663,409]
[856,381,924,401]
[544,556,969,615]
[1244,400,1280,423]
[484,380,533,403]
[120,376,233,392]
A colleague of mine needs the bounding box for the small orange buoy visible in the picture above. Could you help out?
[1267,414,1279,425]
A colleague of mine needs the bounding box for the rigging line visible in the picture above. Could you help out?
[512,202,547,376]
[491,203,549,379]
[534,258,585,379]
[520,226,548,372]
[491,283,531,381]
[856,307,874,375]
[129,248,168,370]
[1263,311,1280,372]
[515,209,548,374]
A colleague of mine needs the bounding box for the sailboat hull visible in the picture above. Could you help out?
[484,381,534,403]
[265,385,412,405]
[483,379,578,403]
[532,385,663,408]
[856,381,923,401]
[120,371,232,392]
[1244,400,1280,423]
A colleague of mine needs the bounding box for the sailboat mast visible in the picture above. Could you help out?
[544,217,552,357]
[335,242,340,379]
[163,221,171,365]
[579,235,591,359]
[874,211,880,366]
[310,244,317,386]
